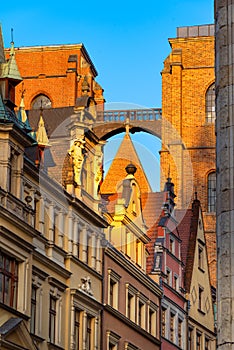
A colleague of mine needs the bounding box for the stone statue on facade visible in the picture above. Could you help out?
[69,137,86,186]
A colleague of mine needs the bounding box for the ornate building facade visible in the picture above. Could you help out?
[0,27,163,350]
[0,27,108,350]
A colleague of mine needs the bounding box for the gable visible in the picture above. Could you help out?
[187,206,214,332]
[0,318,37,349]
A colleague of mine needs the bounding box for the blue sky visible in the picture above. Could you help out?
[1,0,214,191]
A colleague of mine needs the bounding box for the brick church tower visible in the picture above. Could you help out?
[160,24,216,286]
[4,43,105,112]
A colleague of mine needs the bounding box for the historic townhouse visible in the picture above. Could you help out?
[145,178,187,350]
[0,27,108,350]
[102,163,161,349]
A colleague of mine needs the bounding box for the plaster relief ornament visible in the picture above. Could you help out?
[69,137,86,186]
[79,276,93,296]
[94,154,103,194]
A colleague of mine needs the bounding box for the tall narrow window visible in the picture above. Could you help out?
[205,337,210,350]
[74,309,80,349]
[127,293,133,319]
[30,285,37,334]
[149,308,156,336]
[86,315,92,350]
[0,252,18,308]
[208,172,216,212]
[188,327,193,350]
[198,246,204,270]
[49,296,57,344]
[196,332,201,350]
[109,279,115,307]
[166,268,171,286]
[138,301,144,328]
[205,83,216,123]
[178,319,183,347]
[198,287,204,311]
[108,270,120,310]
[169,236,174,254]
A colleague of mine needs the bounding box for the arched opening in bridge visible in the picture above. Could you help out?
[103,131,161,192]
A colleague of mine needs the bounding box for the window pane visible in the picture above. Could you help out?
[206,83,216,123]
[0,252,18,308]
[208,172,216,212]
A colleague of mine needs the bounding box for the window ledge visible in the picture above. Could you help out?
[0,302,30,320]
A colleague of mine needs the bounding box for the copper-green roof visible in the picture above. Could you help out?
[1,41,22,81]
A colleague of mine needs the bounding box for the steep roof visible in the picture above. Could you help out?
[141,192,164,273]
[176,209,193,267]
[1,40,22,82]
[100,132,152,194]
[27,106,74,138]
[177,199,201,292]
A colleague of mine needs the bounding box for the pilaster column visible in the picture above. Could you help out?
[216,0,234,348]
[58,210,64,248]
[67,210,73,254]
[73,218,79,257]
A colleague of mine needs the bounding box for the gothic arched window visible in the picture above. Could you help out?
[31,94,52,109]
[205,83,216,123]
[208,172,216,212]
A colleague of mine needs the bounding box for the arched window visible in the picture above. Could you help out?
[31,94,52,109]
[208,172,216,212]
[205,83,216,123]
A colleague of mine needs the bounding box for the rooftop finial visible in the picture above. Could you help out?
[167,165,171,181]
[125,117,130,135]
[11,28,14,44]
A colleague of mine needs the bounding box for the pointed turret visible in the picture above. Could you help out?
[3,40,22,82]
[100,132,152,194]
[0,28,22,111]
[32,109,55,170]
[162,176,176,216]
[17,87,32,132]
[36,114,50,147]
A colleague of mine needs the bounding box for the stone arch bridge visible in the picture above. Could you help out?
[93,108,162,140]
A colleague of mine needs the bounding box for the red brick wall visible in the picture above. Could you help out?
[5,45,104,110]
[161,33,216,286]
